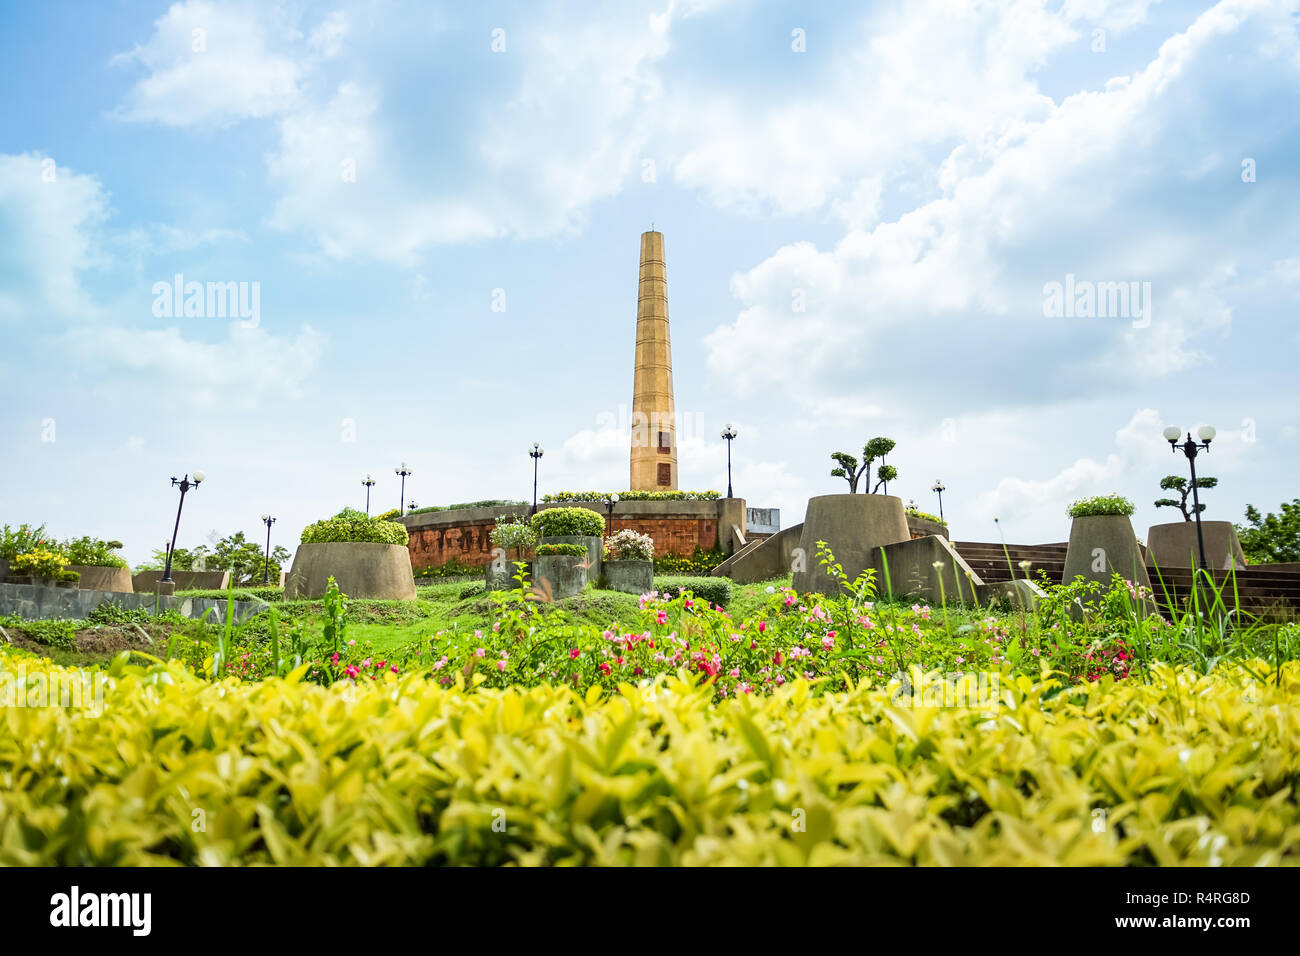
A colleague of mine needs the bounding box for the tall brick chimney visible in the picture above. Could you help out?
[630,230,677,491]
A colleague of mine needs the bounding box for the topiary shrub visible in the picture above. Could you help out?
[531,507,605,538]
[1066,494,1136,518]
[655,575,733,607]
[536,543,587,557]
[300,508,409,546]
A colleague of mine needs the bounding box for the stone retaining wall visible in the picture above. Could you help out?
[0,582,268,624]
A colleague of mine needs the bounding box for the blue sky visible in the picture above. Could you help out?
[1,0,1297,565]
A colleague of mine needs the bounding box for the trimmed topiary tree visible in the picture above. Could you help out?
[831,437,898,493]
[1155,474,1216,521]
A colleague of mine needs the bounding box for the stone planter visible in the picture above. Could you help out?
[283,542,417,600]
[540,535,602,578]
[533,553,588,600]
[66,565,133,593]
[791,494,911,596]
[906,514,949,540]
[1063,515,1155,617]
[132,570,231,593]
[487,559,533,590]
[603,559,654,596]
[1146,521,1246,571]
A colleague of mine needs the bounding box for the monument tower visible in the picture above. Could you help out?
[630,230,678,490]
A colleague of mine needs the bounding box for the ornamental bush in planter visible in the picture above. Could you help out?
[285,508,415,600]
[531,507,604,575]
[62,536,133,592]
[1062,494,1153,603]
[487,516,538,590]
[602,529,655,595]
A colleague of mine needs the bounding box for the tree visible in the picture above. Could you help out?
[1154,474,1217,521]
[135,532,292,584]
[831,437,898,493]
[1237,499,1300,564]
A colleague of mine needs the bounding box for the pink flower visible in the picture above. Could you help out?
[496,660,507,671]
[345,665,359,678]
[475,648,486,658]
[656,610,668,625]
[757,621,767,633]
[569,648,581,659]
[738,683,752,694]
[729,667,740,678]
[821,635,834,651]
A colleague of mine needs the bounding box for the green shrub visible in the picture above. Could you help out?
[300,508,409,546]
[542,490,720,502]
[18,619,77,649]
[458,583,487,599]
[1066,494,1136,518]
[654,547,727,574]
[58,569,80,583]
[536,543,587,557]
[531,507,605,538]
[413,559,482,580]
[655,575,732,607]
[904,508,947,527]
[175,587,283,602]
[490,516,538,558]
[408,499,527,515]
[61,536,128,568]
[86,603,153,626]
[0,523,50,561]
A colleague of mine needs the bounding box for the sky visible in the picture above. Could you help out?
[1,0,1297,567]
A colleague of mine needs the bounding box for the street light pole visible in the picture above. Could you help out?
[260,514,276,585]
[362,474,376,515]
[605,493,620,538]
[395,462,412,516]
[162,470,205,583]
[529,443,544,515]
[931,480,946,523]
[720,424,737,498]
[1164,424,1216,576]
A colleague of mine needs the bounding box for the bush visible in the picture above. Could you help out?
[408,500,527,516]
[458,583,487,599]
[542,490,720,502]
[605,529,654,561]
[86,603,154,626]
[62,536,128,568]
[413,559,482,580]
[531,507,605,538]
[174,587,283,602]
[490,516,538,558]
[904,508,947,527]
[536,543,587,557]
[1066,494,1136,518]
[15,619,77,649]
[655,575,732,607]
[4,648,1295,865]
[300,508,409,546]
[654,546,727,575]
[10,546,68,580]
[0,523,50,561]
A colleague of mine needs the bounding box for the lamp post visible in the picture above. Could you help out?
[408,499,417,513]
[529,443,544,514]
[1164,424,1216,575]
[605,493,620,538]
[395,462,412,516]
[260,514,276,585]
[931,480,946,523]
[361,474,376,515]
[720,423,737,498]
[162,470,205,584]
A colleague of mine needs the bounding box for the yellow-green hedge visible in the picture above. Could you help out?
[1,650,1297,865]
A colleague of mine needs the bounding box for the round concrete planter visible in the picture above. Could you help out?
[283,542,416,600]
[67,565,133,593]
[603,559,653,596]
[1063,515,1151,590]
[487,559,533,591]
[1146,521,1246,571]
[540,535,602,577]
[534,553,588,600]
[791,494,911,596]
[906,515,949,540]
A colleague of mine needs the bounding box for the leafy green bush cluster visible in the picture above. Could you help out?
[653,546,728,574]
[905,508,947,527]
[490,516,538,558]
[413,559,483,580]
[536,543,587,557]
[541,490,720,502]
[14,618,77,649]
[5,643,1295,865]
[407,500,527,515]
[654,575,732,607]
[531,507,605,538]
[300,508,409,546]
[1066,494,1136,518]
[174,587,284,602]
[85,603,155,626]
[61,536,128,568]
[0,523,51,561]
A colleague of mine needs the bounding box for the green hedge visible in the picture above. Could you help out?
[531,507,605,538]
[536,543,587,557]
[407,499,526,516]
[655,575,732,607]
[542,490,720,502]
[301,508,409,546]
[1066,494,1136,518]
